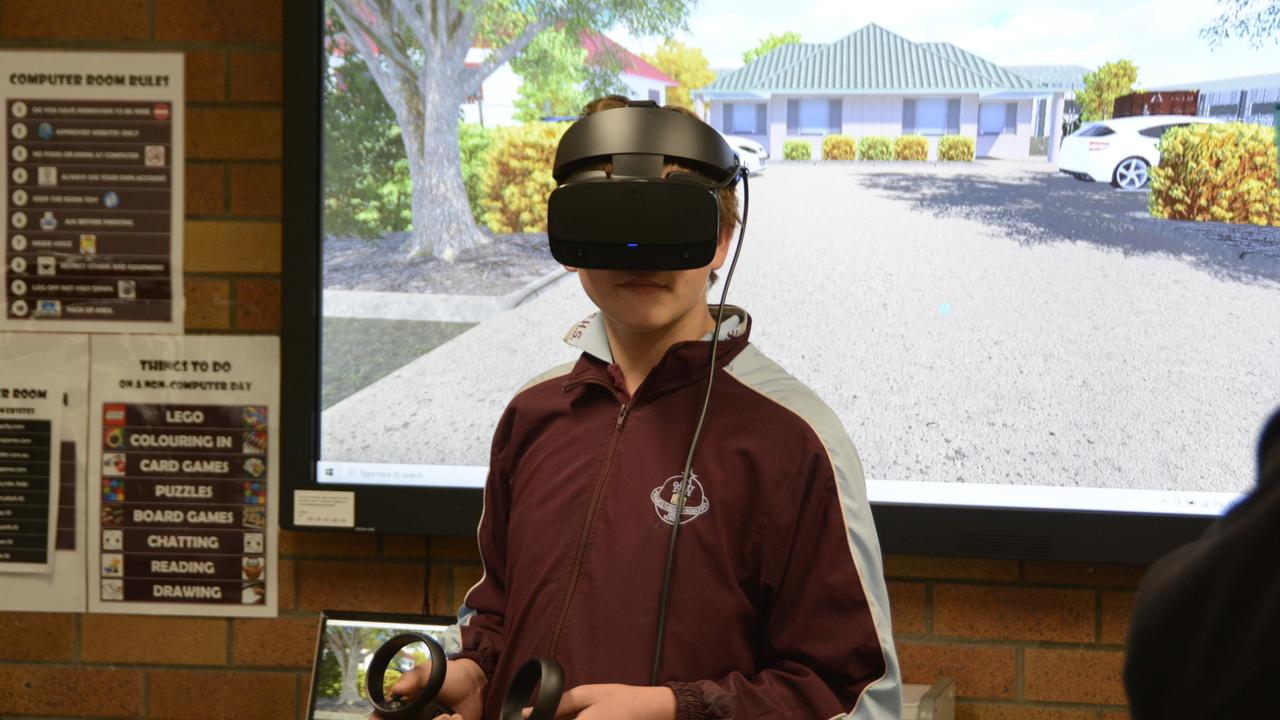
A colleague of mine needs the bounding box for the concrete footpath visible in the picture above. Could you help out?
[323,163,1280,493]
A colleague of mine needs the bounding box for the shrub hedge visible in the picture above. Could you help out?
[1149,122,1280,226]
[938,135,976,161]
[894,135,929,161]
[858,135,893,161]
[478,122,569,234]
[458,122,492,223]
[822,134,857,160]
[783,139,812,161]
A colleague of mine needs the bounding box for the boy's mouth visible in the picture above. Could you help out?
[617,277,668,291]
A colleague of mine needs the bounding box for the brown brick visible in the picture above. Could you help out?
[383,534,429,559]
[431,536,481,561]
[149,669,295,720]
[933,585,1094,643]
[280,529,376,557]
[232,616,320,667]
[279,557,297,610]
[1024,647,1127,705]
[186,164,226,216]
[896,641,1016,700]
[428,562,453,616]
[298,560,424,614]
[1024,562,1146,588]
[231,51,283,101]
[235,278,281,331]
[186,51,227,102]
[883,554,1019,582]
[1102,712,1132,720]
[155,0,282,43]
[0,665,144,717]
[0,612,74,661]
[2,0,148,40]
[887,581,926,636]
[452,564,484,609]
[185,221,281,273]
[184,277,231,330]
[956,704,1096,720]
[229,164,281,217]
[1100,591,1135,645]
[81,615,227,665]
[188,108,282,160]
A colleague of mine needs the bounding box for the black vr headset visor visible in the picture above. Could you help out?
[547,102,742,271]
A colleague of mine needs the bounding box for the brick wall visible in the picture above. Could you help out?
[0,2,1140,718]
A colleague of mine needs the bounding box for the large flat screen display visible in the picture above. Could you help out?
[301,0,1280,549]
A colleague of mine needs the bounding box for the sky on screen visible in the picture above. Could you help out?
[610,0,1280,87]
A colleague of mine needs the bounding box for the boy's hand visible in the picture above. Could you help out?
[525,683,676,720]
[368,657,487,720]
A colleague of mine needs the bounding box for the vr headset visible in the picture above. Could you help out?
[547,100,743,270]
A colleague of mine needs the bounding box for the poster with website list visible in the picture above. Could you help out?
[0,333,88,610]
[88,335,279,617]
[0,365,62,574]
[1,51,183,333]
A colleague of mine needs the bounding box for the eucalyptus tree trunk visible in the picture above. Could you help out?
[326,627,363,705]
[331,0,551,262]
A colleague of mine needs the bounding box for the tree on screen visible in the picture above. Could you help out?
[1202,0,1280,47]
[642,39,714,111]
[330,0,694,262]
[1077,60,1138,122]
[511,26,629,122]
[324,32,413,240]
[325,625,376,705]
[742,31,801,65]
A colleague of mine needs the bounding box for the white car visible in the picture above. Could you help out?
[721,133,768,175]
[1058,115,1219,190]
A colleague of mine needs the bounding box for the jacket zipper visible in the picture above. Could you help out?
[548,399,629,659]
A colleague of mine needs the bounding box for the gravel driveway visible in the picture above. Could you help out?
[322,162,1280,494]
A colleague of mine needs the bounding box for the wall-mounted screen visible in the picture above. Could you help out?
[288,0,1280,557]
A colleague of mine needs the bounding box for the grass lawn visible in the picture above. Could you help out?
[322,317,475,409]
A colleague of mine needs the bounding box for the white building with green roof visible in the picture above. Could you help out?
[695,24,1074,162]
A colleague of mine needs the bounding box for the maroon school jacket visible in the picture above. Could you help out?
[453,307,900,719]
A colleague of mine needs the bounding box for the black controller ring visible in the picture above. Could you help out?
[499,657,564,720]
[366,633,453,720]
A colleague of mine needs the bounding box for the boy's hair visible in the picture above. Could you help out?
[579,95,741,242]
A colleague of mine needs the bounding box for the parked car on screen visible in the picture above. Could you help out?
[721,133,768,175]
[1058,115,1220,190]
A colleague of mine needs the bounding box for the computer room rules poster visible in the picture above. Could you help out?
[88,335,280,617]
[0,333,88,611]
[1,51,184,333]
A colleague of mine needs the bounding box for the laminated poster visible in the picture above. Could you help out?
[1,51,184,333]
[0,333,88,610]
[88,335,279,617]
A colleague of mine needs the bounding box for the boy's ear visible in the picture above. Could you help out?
[563,265,578,273]
[710,224,733,270]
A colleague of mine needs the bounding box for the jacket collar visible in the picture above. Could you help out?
[561,306,752,400]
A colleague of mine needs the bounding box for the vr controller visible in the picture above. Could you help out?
[365,633,563,720]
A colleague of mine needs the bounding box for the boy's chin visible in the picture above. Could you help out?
[601,305,685,334]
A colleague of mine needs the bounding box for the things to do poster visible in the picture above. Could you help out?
[1,51,184,333]
[88,335,279,617]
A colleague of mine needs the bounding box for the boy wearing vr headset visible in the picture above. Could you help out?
[384,97,900,719]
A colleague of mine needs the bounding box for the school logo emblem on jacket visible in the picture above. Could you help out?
[651,473,710,525]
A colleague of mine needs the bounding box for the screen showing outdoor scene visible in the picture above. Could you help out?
[310,617,452,719]
[319,0,1280,516]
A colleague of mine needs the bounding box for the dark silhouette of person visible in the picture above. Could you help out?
[1125,407,1280,718]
